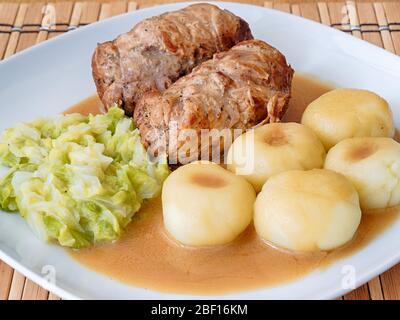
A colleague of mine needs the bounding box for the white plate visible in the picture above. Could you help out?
[1,1,400,300]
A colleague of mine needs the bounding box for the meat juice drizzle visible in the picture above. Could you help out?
[67,74,400,295]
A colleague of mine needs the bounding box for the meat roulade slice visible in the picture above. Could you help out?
[134,39,294,164]
[92,3,253,115]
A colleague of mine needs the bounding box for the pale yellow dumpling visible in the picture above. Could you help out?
[254,169,361,252]
[301,89,394,150]
[162,161,255,246]
[227,122,326,192]
[325,137,400,210]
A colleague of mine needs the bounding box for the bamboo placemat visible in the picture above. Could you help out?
[0,0,399,300]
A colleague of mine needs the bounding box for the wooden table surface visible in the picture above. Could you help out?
[0,0,400,300]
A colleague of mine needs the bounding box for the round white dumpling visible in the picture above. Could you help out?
[301,89,394,150]
[227,122,326,192]
[162,161,256,246]
[254,169,361,252]
[325,137,400,210]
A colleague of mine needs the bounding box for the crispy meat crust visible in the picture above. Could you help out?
[134,39,294,162]
[92,3,253,115]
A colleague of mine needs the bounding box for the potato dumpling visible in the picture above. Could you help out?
[301,88,394,150]
[227,122,326,192]
[325,137,400,210]
[254,169,361,252]
[162,161,255,246]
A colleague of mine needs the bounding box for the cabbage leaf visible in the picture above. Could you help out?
[0,107,169,248]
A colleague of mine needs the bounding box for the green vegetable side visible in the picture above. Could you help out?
[0,107,170,248]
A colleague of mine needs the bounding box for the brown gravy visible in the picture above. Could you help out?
[67,74,400,295]
[64,95,104,116]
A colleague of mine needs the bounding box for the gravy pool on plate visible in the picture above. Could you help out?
[67,74,400,295]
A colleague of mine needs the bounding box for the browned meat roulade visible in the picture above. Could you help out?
[134,39,294,163]
[92,3,253,115]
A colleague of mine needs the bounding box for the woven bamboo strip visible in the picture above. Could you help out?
[110,1,129,16]
[328,2,349,31]
[7,271,25,300]
[264,1,272,8]
[264,1,291,12]
[15,2,44,53]
[0,3,19,60]
[356,2,383,47]
[128,1,138,11]
[48,292,61,300]
[373,2,395,53]
[69,2,84,30]
[368,276,384,300]
[0,260,13,300]
[99,0,127,20]
[317,2,331,25]
[98,3,111,20]
[47,2,74,39]
[139,1,155,8]
[344,283,370,300]
[291,4,301,16]
[368,278,384,300]
[276,3,291,12]
[383,1,400,31]
[3,3,28,58]
[22,278,49,300]
[299,3,321,22]
[80,2,101,25]
[346,0,362,38]
[36,3,55,44]
[383,1,400,54]
[380,265,400,299]
[275,3,291,12]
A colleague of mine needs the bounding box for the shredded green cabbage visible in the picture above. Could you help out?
[0,107,169,248]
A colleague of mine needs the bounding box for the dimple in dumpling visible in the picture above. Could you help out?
[254,169,361,252]
[162,161,256,246]
[301,89,394,150]
[325,137,400,210]
[227,122,326,192]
